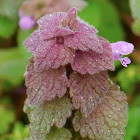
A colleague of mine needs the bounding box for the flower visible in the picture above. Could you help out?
[111,41,134,67]
[24,8,114,74]
[19,0,87,30]
[19,15,36,30]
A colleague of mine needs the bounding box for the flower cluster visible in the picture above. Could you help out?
[24,8,132,140]
[111,41,134,67]
[19,0,87,30]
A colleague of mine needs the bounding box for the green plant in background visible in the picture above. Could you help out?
[0,0,139,140]
[0,98,15,136]
[79,0,125,42]
[0,0,18,38]
[1,122,30,140]
[129,0,140,36]
[117,65,140,94]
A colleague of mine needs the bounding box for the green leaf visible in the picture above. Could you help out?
[0,0,18,38]
[0,48,27,86]
[131,19,140,36]
[0,105,15,135]
[130,0,140,20]
[78,0,102,29]
[46,127,72,140]
[0,0,18,20]
[72,83,128,140]
[79,0,125,42]
[117,65,140,94]
[24,95,72,140]
[98,0,125,42]
[72,132,90,140]
[0,48,21,65]
[17,29,33,61]
[0,16,17,38]
[6,122,30,140]
[0,58,27,86]
[125,107,140,140]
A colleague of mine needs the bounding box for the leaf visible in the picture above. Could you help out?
[17,29,33,61]
[0,48,27,86]
[0,0,18,20]
[98,0,125,42]
[69,71,109,117]
[0,105,15,135]
[0,58,27,86]
[72,132,91,140]
[24,95,72,140]
[25,58,68,105]
[0,48,21,65]
[0,0,18,38]
[72,83,128,140]
[46,127,72,140]
[0,16,17,38]
[125,107,140,140]
[130,0,140,20]
[24,30,75,72]
[131,19,140,36]
[71,37,114,75]
[117,65,140,94]
[78,0,102,29]
[79,0,125,42]
[6,122,30,140]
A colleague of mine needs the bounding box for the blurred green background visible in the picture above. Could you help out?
[0,0,140,139]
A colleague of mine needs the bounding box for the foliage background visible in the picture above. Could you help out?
[0,0,139,139]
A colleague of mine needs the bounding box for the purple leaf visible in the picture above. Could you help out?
[69,71,109,117]
[25,57,68,105]
[73,83,128,140]
[24,30,41,53]
[37,12,74,40]
[71,37,115,75]
[64,22,102,53]
[33,39,75,72]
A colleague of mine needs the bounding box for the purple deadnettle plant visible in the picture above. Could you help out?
[19,0,87,30]
[23,8,134,140]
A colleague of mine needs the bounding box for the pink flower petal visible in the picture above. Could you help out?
[73,83,128,139]
[68,71,109,117]
[111,41,134,55]
[19,16,36,30]
[25,58,68,105]
[120,57,131,67]
[33,39,75,72]
[37,12,74,40]
[71,37,115,75]
[112,53,122,61]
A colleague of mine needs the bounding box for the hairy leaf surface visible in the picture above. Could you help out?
[71,37,114,75]
[73,83,128,140]
[25,58,68,105]
[24,95,72,140]
[69,71,109,117]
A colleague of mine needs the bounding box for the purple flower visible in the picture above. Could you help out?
[111,41,134,67]
[19,14,36,30]
[24,8,114,74]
